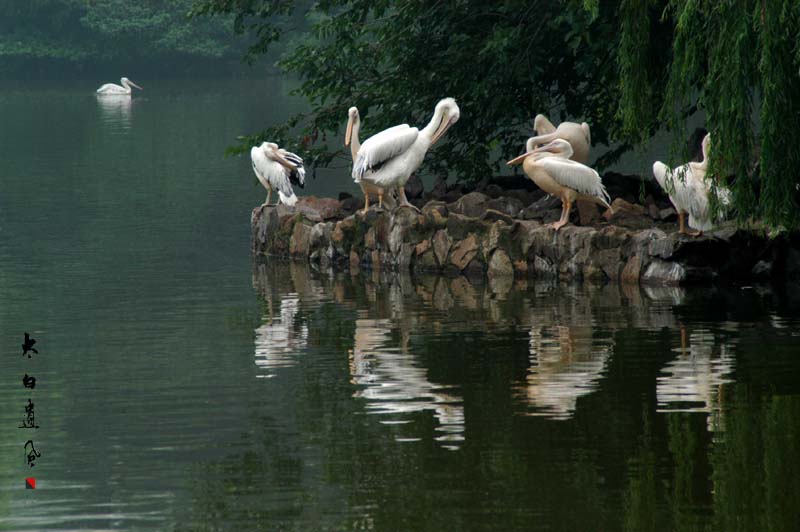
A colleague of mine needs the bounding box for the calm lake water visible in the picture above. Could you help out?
[1,77,799,531]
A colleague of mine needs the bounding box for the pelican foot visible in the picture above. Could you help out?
[678,228,702,237]
[546,220,569,231]
[395,202,421,213]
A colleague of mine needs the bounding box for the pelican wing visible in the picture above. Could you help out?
[251,146,271,186]
[251,145,296,200]
[353,125,418,182]
[653,162,695,213]
[279,148,306,186]
[538,158,610,207]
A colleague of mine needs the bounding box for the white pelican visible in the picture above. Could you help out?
[345,106,396,210]
[353,98,460,213]
[507,138,611,230]
[96,77,143,95]
[250,142,305,206]
[653,133,731,236]
[528,114,592,164]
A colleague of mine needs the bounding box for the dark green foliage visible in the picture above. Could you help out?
[196,0,630,179]
[0,0,243,72]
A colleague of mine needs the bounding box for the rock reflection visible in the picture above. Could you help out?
[252,260,746,440]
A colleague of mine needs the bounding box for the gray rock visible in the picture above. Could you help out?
[450,233,480,270]
[486,196,524,218]
[521,195,562,222]
[483,184,504,198]
[388,223,403,257]
[751,260,772,278]
[641,260,687,285]
[659,207,677,221]
[488,249,514,278]
[481,209,514,225]
[603,198,652,230]
[447,191,490,218]
[422,200,449,217]
[433,230,451,266]
[290,222,312,256]
[533,255,557,278]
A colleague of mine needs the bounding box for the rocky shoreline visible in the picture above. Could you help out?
[251,177,800,285]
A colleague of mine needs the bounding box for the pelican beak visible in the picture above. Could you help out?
[431,116,454,145]
[130,81,143,90]
[271,151,295,171]
[345,115,354,146]
[507,151,534,166]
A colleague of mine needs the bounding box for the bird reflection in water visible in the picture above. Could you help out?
[96,94,133,128]
[349,291,465,450]
[642,285,736,431]
[656,326,734,431]
[520,285,614,420]
[252,262,322,377]
[254,295,307,377]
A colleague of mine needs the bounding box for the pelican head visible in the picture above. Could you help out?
[507,138,574,166]
[121,77,143,91]
[701,133,711,158]
[534,138,574,158]
[261,142,295,171]
[430,98,460,145]
[345,106,359,146]
[533,114,549,134]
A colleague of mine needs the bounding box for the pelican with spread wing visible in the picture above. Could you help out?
[352,98,460,213]
[653,133,730,236]
[508,138,611,230]
[250,142,305,206]
[528,114,592,164]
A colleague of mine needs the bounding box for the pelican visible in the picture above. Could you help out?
[353,98,460,213]
[653,133,731,236]
[250,142,305,206]
[345,106,396,210]
[507,138,611,230]
[96,77,143,95]
[527,114,592,164]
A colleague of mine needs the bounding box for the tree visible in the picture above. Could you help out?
[0,0,244,73]
[196,0,800,228]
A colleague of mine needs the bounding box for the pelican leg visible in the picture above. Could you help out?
[266,185,272,206]
[378,192,384,209]
[548,198,571,231]
[396,186,420,212]
[678,211,687,234]
[361,193,370,215]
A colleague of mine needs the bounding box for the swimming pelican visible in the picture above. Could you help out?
[353,98,460,213]
[345,106,396,210]
[652,133,731,236]
[527,114,592,164]
[96,77,143,95]
[507,138,611,230]
[250,142,305,206]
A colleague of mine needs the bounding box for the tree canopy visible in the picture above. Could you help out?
[0,0,244,74]
[196,0,800,227]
